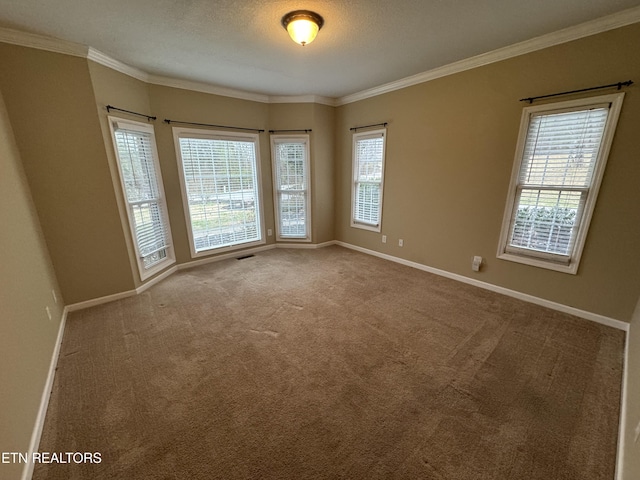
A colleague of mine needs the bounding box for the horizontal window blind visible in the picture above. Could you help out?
[178,136,261,252]
[507,106,609,259]
[274,140,309,238]
[113,127,170,270]
[353,134,385,227]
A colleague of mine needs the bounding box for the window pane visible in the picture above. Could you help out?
[273,139,309,239]
[356,137,384,182]
[142,248,167,269]
[113,127,170,272]
[509,189,583,256]
[276,143,306,189]
[355,183,380,225]
[114,130,159,203]
[178,137,261,252]
[353,132,385,228]
[131,202,168,256]
[279,192,306,237]
[520,108,608,188]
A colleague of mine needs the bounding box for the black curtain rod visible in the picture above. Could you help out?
[349,122,388,131]
[520,80,633,104]
[164,119,264,133]
[106,105,156,121]
[268,129,312,133]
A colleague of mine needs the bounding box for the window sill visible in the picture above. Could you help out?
[350,221,381,233]
[191,238,266,259]
[139,256,176,282]
[276,236,311,243]
[497,252,578,275]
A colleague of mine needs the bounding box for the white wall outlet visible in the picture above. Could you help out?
[52,289,58,304]
[267,229,273,236]
[45,306,52,321]
[382,235,387,243]
[472,256,483,272]
[634,420,640,443]
[398,239,404,247]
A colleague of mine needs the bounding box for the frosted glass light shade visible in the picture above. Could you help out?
[281,10,324,46]
[287,19,319,46]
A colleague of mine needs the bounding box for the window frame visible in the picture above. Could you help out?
[270,134,312,242]
[351,128,387,232]
[497,93,624,274]
[108,116,175,281]
[172,127,265,258]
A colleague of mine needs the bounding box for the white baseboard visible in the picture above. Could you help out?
[334,241,628,331]
[136,265,178,295]
[64,242,339,312]
[66,265,178,311]
[67,240,628,331]
[21,307,67,480]
[177,244,277,271]
[275,240,337,249]
[616,327,630,480]
[65,289,137,312]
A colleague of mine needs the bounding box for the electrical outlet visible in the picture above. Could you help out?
[472,256,483,272]
[398,239,404,247]
[382,235,387,243]
[45,306,52,321]
[52,289,58,304]
[634,420,640,443]
[267,229,273,236]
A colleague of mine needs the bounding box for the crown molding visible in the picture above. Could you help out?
[87,47,149,82]
[1,5,639,107]
[0,26,88,58]
[147,74,271,103]
[268,95,338,106]
[336,5,640,106]
[0,26,299,104]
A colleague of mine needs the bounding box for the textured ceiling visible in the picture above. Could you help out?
[0,0,639,98]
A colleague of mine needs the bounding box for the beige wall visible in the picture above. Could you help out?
[0,44,134,304]
[335,23,640,321]
[0,87,64,480]
[88,61,154,288]
[312,103,336,244]
[623,297,640,479]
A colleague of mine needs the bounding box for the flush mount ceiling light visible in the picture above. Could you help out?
[281,10,324,46]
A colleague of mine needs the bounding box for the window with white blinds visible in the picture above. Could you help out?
[271,135,311,241]
[498,93,624,274]
[108,117,174,280]
[173,128,263,257]
[351,129,386,232]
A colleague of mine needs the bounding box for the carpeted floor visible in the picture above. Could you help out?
[34,246,624,479]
